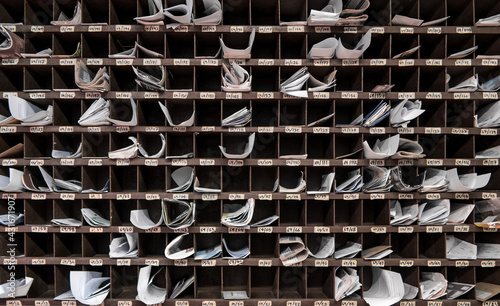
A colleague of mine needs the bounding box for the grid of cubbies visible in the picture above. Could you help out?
[1,0,500,305]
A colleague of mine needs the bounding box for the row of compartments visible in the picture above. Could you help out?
[1,0,499,26]
[11,31,500,60]
[2,229,500,260]
[3,164,499,192]
[10,130,500,159]
[0,98,493,128]
[4,64,500,93]
[0,197,489,227]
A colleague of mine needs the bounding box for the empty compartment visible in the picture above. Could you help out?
[251,167,278,191]
[362,199,390,225]
[195,134,221,158]
[251,0,279,25]
[111,266,138,299]
[82,233,110,257]
[166,33,195,58]
[110,67,137,91]
[196,66,221,91]
[195,33,220,58]
[476,34,500,58]
[0,232,24,257]
[420,35,445,59]
[109,0,137,24]
[281,33,307,59]
[82,33,109,58]
[390,232,417,259]
[307,267,334,298]
[307,200,334,226]
[391,67,418,92]
[25,133,52,157]
[195,200,221,226]
[251,234,277,257]
[0,67,23,91]
[110,199,137,226]
[420,67,446,92]
[82,166,110,191]
[138,233,166,257]
[138,100,167,126]
[252,66,279,91]
[53,100,81,125]
[81,0,109,24]
[253,33,280,58]
[251,100,278,126]
[25,265,54,298]
[0,0,23,23]
[419,0,446,23]
[279,0,306,24]
[24,67,52,91]
[138,165,166,192]
[167,134,194,158]
[419,135,445,159]
[25,0,53,25]
[363,67,391,92]
[446,0,474,26]
[279,100,306,126]
[279,267,306,298]
[251,267,278,298]
[221,166,249,192]
[195,100,221,126]
[366,0,390,25]
[110,166,138,192]
[196,266,221,298]
[279,198,306,226]
[25,232,53,257]
[333,66,362,91]
[54,232,82,257]
[334,199,362,225]
[24,199,52,225]
[222,0,249,24]
[363,34,390,59]
[419,233,446,258]
[417,100,445,127]
[446,135,473,158]
[194,166,221,192]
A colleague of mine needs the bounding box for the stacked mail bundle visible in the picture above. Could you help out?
[223,238,250,259]
[335,267,362,301]
[419,168,449,193]
[307,173,335,194]
[0,277,33,298]
[390,99,425,127]
[133,65,165,91]
[307,30,371,59]
[0,168,23,192]
[362,245,393,260]
[0,25,24,58]
[109,134,165,159]
[363,166,392,193]
[335,241,362,259]
[335,169,363,192]
[446,235,477,260]
[69,271,110,305]
[81,208,110,227]
[278,171,307,193]
[474,100,500,127]
[308,236,335,258]
[222,107,252,127]
[362,101,392,127]
[109,42,164,58]
[474,198,500,229]
[338,0,370,26]
[390,200,418,225]
[134,0,200,29]
[307,0,342,26]
[164,233,194,259]
[136,265,167,305]
[8,95,53,126]
[51,1,82,25]
[222,62,251,92]
[363,267,405,306]
[170,275,195,299]
[162,198,195,229]
[391,138,425,159]
[363,134,400,159]
[221,199,255,228]
[390,166,425,192]
[219,28,255,59]
[418,199,450,225]
[75,60,109,92]
[78,98,110,126]
[419,272,447,300]
[446,168,491,192]
[219,133,255,159]
[279,236,308,266]
[109,233,138,258]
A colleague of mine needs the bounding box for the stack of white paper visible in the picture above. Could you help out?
[251,215,279,227]
[0,212,24,226]
[338,0,370,26]
[419,168,449,193]
[134,0,165,25]
[109,42,163,58]
[446,235,477,260]
[418,200,450,225]
[219,28,255,58]
[81,208,110,227]
[167,167,195,192]
[108,98,138,126]
[446,168,491,192]
[138,134,166,158]
[221,199,255,228]
[419,272,447,300]
[0,277,34,298]
[279,236,308,266]
[133,66,165,91]
[222,107,252,127]
[109,233,138,258]
[335,267,362,301]
[164,233,194,259]
[476,145,500,158]
[70,271,110,305]
[193,176,221,193]
[363,166,392,193]
[447,203,474,224]
[335,242,362,259]
[136,266,166,305]
[403,283,419,300]
[21,166,54,192]
[280,67,310,97]
[195,244,222,260]
[130,206,164,230]
[8,96,53,126]
[476,13,500,26]
[21,48,52,58]
[479,74,500,91]
[363,267,404,306]
[474,198,500,229]
[163,0,193,29]
[223,291,249,300]
[108,137,139,159]
[162,199,195,229]
[75,60,109,92]
[335,169,363,192]
[308,71,336,92]
[390,201,418,225]
[448,74,478,92]
[362,101,392,127]
[308,38,339,59]
[363,134,400,159]
[78,98,110,126]
[81,180,110,194]
[475,100,500,127]
[53,177,82,193]
[169,275,194,299]
[51,218,82,227]
[307,173,335,194]
[223,238,250,259]
[0,168,24,192]
[193,0,222,25]
[52,142,82,159]
[307,0,342,25]
[219,133,255,158]
[390,99,425,127]
[308,236,334,258]
[362,245,393,260]
[336,30,371,59]
[159,102,195,127]
[391,138,425,159]
[51,1,82,25]
[477,243,500,259]
[222,62,252,92]
[279,171,307,193]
